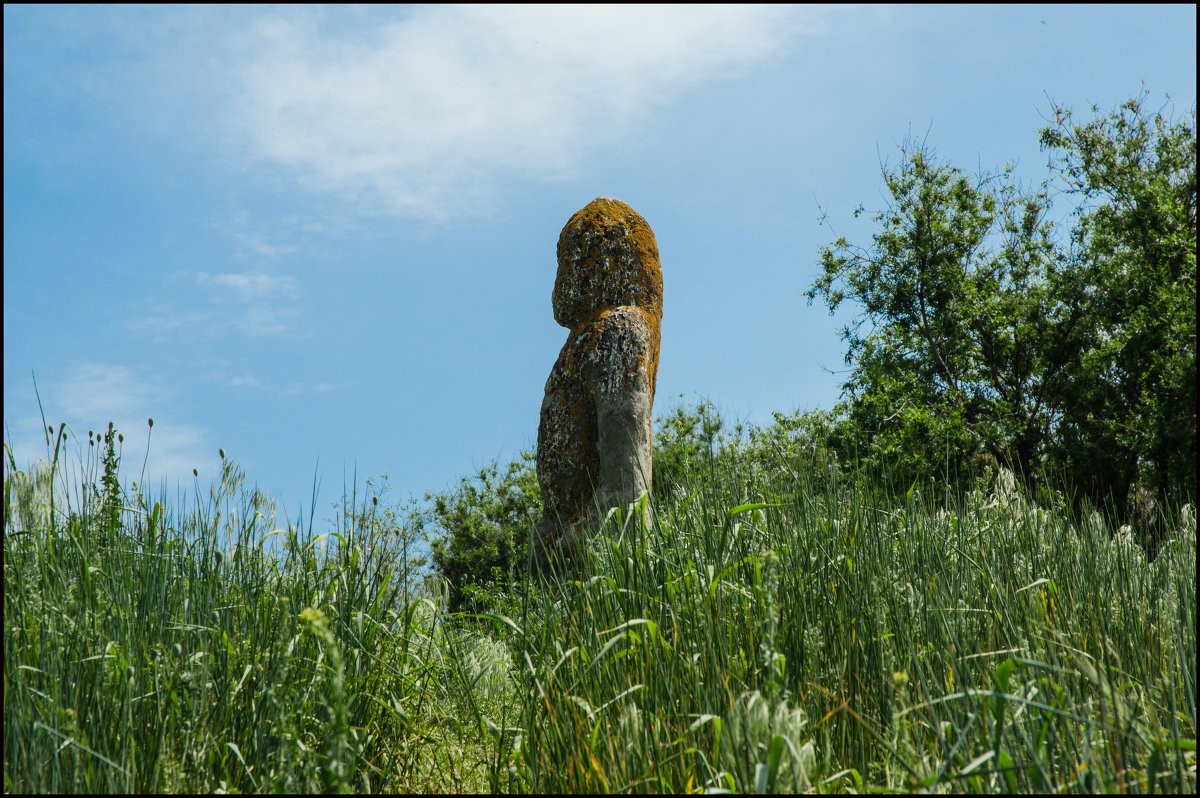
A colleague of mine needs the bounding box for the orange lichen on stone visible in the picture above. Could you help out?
[534,197,663,573]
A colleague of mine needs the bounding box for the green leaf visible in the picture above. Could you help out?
[994,657,1017,693]
[1156,738,1197,751]
[460,612,522,637]
[822,768,863,791]
[766,734,786,793]
[998,749,1017,793]
[725,502,783,521]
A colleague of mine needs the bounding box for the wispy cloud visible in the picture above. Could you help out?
[4,363,214,492]
[195,271,298,301]
[234,233,299,259]
[56,362,162,421]
[231,5,817,219]
[129,272,301,340]
[226,374,338,396]
[127,304,215,339]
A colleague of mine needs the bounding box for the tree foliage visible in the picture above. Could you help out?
[1038,92,1197,518]
[807,91,1196,525]
[421,450,541,611]
[807,139,1063,492]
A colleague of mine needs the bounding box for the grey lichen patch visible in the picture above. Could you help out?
[534,197,663,574]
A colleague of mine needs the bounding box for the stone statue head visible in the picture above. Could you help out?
[552,197,663,330]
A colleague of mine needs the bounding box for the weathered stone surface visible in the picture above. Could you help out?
[533,197,662,573]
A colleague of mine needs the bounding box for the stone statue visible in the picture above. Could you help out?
[533,197,663,573]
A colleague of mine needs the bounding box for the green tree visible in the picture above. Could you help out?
[807,138,1063,491]
[807,91,1196,521]
[652,397,732,495]
[1038,91,1196,518]
[422,450,541,611]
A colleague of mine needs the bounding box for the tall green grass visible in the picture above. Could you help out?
[494,454,1196,793]
[4,422,500,792]
[5,418,1195,793]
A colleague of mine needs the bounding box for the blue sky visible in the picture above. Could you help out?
[4,4,1196,518]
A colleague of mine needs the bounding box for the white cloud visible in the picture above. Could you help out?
[128,272,301,340]
[231,5,817,218]
[237,234,298,259]
[195,271,298,301]
[232,305,299,337]
[4,363,214,495]
[192,272,300,336]
[227,374,338,397]
[56,363,159,421]
[127,304,215,339]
